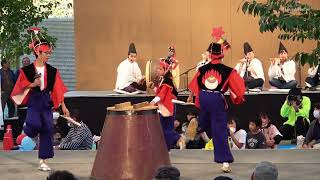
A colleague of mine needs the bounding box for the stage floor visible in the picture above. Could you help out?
[0,149,319,180]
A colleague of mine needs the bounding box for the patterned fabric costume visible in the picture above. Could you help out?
[11,28,67,161]
[151,58,181,150]
[189,38,245,164]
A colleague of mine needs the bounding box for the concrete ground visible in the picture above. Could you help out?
[0,149,319,180]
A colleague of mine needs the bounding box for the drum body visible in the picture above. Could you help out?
[91,107,170,180]
[145,60,180,90]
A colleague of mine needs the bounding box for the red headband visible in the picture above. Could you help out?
[35,44,51,53]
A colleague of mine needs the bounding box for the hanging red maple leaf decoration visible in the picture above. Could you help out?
[211,27,225,41]
[28,27,41,34]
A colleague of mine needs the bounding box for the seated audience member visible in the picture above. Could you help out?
[235,42,265,89]
[53,112,63,146]
[268,42,297,89]
[12,133,36,151]
[305,65,320,90]
[47,170,77,180]
[154,166,180,180]
[174,119,182,134]
[56,109,93,150]
[260,112,282,149]
[279,88,310,142]
[92,135,101,149]
[303,103,320,149]
[252,161,278,180]
[228,116,247,150]
[246,118,266,149]
[181,110,209,149]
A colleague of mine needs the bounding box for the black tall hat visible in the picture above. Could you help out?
[243,42,253,55]
[128,43,137,55]
[208,42,222,55]
[207,42,224,59]
[278,42,288,54]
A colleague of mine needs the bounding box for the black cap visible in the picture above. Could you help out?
[207,42,222,55]
[278,42,288,54]
[288,87,302,97]
[243,42,253,55]
[187,106,199,117]
[128,43,137,55]
[154,166,180,180]
[288,87,302,102]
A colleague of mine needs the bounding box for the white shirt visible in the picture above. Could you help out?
[36,66,45,90]
[230,129,247,150]
[268,59,296,82]
[235,58,265,80]
[115,58,143,90]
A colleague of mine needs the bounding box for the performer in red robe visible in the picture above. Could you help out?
[11,28,69,171]
[151,59,185,150]
[188,35,245,172]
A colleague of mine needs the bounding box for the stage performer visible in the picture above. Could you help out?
[268,42,297,89]
[115,43,146,93]
[11,28,69,171]
[187,27,246,173]
[234,42,265,90]
[150,59,185,151]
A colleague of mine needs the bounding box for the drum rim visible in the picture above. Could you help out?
[107,109,158,115]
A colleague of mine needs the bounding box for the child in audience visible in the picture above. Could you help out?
[260,112,282,149]
[246,118,266,149]
[228,116,247,150]
[174,119,182,134]
[181,110,209,149]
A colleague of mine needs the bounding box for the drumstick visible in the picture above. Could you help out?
[172,99,195,105]
[60,115,82,127]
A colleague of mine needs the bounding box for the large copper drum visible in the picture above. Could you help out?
[91,102,170,180]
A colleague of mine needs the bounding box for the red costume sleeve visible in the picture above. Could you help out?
[188,71,200,108]
[10,69,32,105]
[226,70,245,104]
[51,70,67,109]
[156,84,175,115]
[157,84,170,102]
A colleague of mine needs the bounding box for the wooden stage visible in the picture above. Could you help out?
[0,149,319,180]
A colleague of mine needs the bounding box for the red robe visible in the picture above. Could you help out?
[154,78,178,117]
[11,63,67,109]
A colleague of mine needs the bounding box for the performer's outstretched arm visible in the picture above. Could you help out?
[227,71,246,104]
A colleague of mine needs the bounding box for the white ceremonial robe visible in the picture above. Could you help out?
[268,59,296,82]
[234,58,265,81]
[115,58,143,90]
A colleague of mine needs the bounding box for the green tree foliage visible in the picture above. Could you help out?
[34,0,73,18]
[241,0,320,66]
[0,0,58,66]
